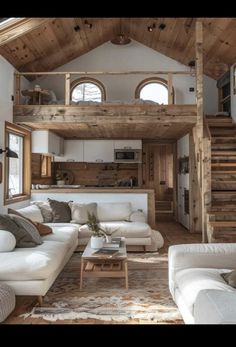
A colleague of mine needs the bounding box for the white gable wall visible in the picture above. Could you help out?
[0,55,30,213]
[34,40,218,113]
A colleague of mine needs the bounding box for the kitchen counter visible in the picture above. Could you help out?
[31,188,155,228]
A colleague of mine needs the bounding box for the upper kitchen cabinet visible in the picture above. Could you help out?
[83,140,114,162]
[114,140,142,149]
[32,130,64,156]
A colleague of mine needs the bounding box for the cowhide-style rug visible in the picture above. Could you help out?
[20,252,183,324]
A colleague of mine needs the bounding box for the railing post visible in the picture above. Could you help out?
[65,73,70,106]
[168,73,173,104]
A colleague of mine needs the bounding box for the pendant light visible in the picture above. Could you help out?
[111,18,131,45]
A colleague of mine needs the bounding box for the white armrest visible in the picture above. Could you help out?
[168,243,236,296]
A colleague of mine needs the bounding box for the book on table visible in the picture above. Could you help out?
[103,242,120,249]
[92,248,119,258]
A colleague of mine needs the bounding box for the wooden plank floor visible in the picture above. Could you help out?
[4,219,201,324]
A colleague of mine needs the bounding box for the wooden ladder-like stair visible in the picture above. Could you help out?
[206,115,236,242]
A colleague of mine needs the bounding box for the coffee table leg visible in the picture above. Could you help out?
[80,258,84,290]
[124,260,128,290]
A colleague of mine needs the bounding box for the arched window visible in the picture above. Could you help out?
[70,77,106,102]
[135,77,174,104]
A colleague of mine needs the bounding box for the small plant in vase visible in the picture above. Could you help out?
[86,212,105,248]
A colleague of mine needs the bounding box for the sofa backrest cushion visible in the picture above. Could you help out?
[0,214,42,248]
[97,202,132,222]
[8,205,44,223]
[30,201,53,223]
[69,202,97,224]
[0,230,16,252]
[48,199,72,223]
[8,208,53,236]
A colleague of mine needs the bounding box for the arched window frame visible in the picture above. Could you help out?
[70,77,106,102]
[135,77,175,104]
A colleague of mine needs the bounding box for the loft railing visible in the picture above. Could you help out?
[14,70,194,106]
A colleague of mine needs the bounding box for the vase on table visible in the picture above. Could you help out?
[91,236,105,249]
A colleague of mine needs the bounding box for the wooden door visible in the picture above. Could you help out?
[143,143,174,214]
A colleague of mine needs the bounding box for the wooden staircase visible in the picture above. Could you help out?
[206,115,236,242]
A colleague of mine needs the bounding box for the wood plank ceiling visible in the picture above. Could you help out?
[0,18,235,80]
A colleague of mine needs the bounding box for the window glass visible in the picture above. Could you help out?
[139,82,168,104]
[71,83,102,102]
[8,133,23,197]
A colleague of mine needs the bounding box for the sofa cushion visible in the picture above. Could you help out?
[175,268,234,315]
[78,221,151,239]
[69,202,97,224]
[194,289,236,324]
[8,205,43,223]
[48,199,72,223]
[0,230,16,252]
[42,225,78,249]
[0,241,67,281]
[30,201,53,223]
[97,202,132,222]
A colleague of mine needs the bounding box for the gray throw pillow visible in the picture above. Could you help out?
[0,214,42,248]
[69,202,97,224]
[31,201,53,223]
[221,270,236,288]
[48,199,72,223]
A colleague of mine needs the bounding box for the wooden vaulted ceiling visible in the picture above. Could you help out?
[0,17,235,79]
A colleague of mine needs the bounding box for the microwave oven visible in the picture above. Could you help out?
[114,149,142,163]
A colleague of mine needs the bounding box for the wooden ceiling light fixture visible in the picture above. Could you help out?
[111,18,131,45]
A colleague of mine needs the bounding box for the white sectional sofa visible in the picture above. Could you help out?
[0,201,163,299]
[168,243,236,324]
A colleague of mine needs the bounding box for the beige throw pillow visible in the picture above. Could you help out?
[69,202,97,224]
[221,270,236,288]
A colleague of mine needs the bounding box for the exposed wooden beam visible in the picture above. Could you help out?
[0,18,53,46]
[16,70,191,76]
[13,104,197,124]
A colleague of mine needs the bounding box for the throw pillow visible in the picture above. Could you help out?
[48,199,72,223]
[8,208,53,236]
[0,230,16,252]
[0,214,41,248]
[9,215,43,246]
[30,201,53,223]
[69,202,97,224]
[221,270,236,288]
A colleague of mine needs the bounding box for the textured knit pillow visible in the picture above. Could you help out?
[8,208,52,236]
[48,199,72,223]
[30,201,53,223]
[69,202,97,224]
[0,214,42,248]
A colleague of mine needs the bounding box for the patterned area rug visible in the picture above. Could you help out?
[20,252,183,324]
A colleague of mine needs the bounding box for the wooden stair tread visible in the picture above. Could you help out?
[212,151,236,155]
[212,171,236,174]
[209,221,236,227]
[212,163,236,167]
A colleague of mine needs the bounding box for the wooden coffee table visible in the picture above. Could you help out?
[80,238,128,290]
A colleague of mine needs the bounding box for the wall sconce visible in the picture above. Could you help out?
[147,23,156,32]
[0,147,18,158]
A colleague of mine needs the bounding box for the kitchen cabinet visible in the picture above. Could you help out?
[32,130,64,156]
[114,140,142,149]
[83,140,114,162]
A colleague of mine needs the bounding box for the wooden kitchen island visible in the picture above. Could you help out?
[31,188,155,228]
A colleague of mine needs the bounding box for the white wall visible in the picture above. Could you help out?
[177,134,189,229]
[231,64,236,123]
[33,40,217,112]
[0,55,30,213]
[203,75,218,115]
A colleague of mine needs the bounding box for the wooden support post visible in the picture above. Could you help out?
[65,73,70,106]
[15,73,20,105]
[173,142,178,220]
[195,20,205,241]
[168,73,173,104]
